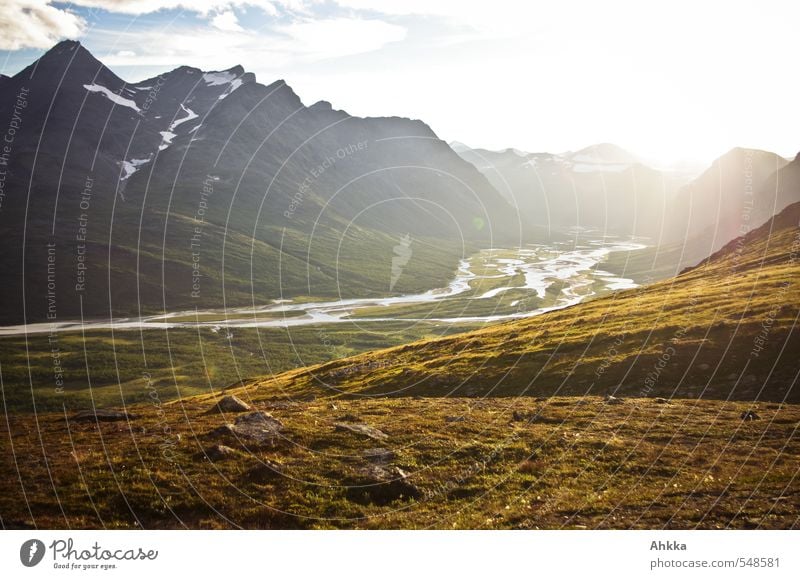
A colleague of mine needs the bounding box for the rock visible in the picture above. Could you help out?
[511,410,526,422]
[741,410,760,421]
[235,411,282,426]
[334,422,388,441]
[208,411,284,445]
[245,459,284,483]
[336,413,361,422]
[70,409,137,422]
[212,395,251,413]
[445,415,466,423]
[604,395,624,405]
[346,465,421,505]
[363,448,396,464]
[653,397,670,404]
[205,444,236,461]
[209,424,236,438]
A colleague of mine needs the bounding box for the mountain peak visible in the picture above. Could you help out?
[37,38,90,62]
[50,39,82,52]
[569,142,640,165]
[224,64,245,77]
[12,38,124,88]
[263,79,304,107]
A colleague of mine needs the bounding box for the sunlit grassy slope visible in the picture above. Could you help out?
[241,201,800,403]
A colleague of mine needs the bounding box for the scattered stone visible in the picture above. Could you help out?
[245,459,284,483]
[653,397,670,404]
[205,444,236,461]
[346,465,421,505]
[511,411,526,422]
[211,395,251,413]
[445,415,466,423]
[697,363,711,371]
[744,374,758,385]
[363,448,396,464]
[604,395,624,405]
[70,409,137,422]
[209,424,236,438]
[336,413,361,423]
[741,410,760,421]
[726,373,739,381]
[208,411,284,445]
[334,422,388,441]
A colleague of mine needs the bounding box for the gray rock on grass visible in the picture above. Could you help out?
[334,422,388,441]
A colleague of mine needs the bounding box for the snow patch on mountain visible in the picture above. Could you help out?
[202,71,237,86]
[169,104,199,131]
[218,78,243,100]
[159,131,176,151]
[120,157,152,181]
[83,84,140,112]
[201,69,245,99]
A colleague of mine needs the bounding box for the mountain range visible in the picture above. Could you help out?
[1,40,797,327]
[451,141,687,238]
[0,40,523,324]
[454,141,800,276]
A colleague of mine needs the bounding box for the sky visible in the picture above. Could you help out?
[1,1,798,166]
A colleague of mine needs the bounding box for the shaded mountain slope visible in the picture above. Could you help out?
[0,41,522,324]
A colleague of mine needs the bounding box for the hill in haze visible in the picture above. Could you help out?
[665,147,791,252]
[452,141,687,239]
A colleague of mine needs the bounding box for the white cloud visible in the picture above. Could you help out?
[69,1,281,16]
[276,17,406,60]
[211,10,243,32]
[0,1,86,50]
[99,17,405,71]
[0,1,299,50]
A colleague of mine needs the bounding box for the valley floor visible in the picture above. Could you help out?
[2,395,798,529]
